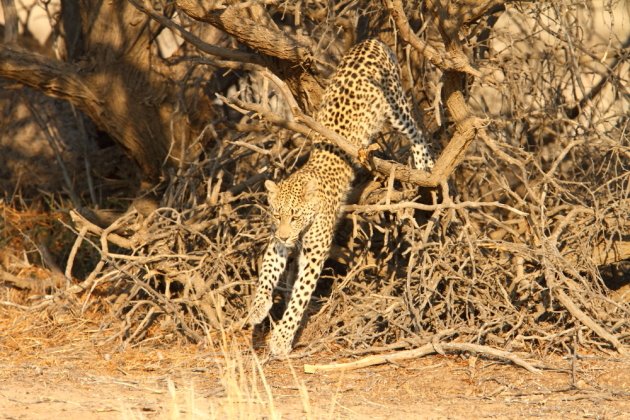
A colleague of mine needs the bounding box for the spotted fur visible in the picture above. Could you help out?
[249,39,435,355]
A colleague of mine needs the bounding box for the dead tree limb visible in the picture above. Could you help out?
[554,287,627,355]
[220,94,486,187]
[382,0,481,77]
[174,0,323,111]
[382,0,488,186]
[69,210,135,250]
[0,45,169,179]
[304,342,542,374]
[174,0,315,62]
[128,0,262,65]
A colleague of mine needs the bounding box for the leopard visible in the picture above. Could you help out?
[249,39,436,356]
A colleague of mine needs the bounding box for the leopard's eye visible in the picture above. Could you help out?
[290,215,299,223]
[271,212,280,219]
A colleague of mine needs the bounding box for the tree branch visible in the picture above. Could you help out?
[382,0,481,77]
[173,0,323,111]
[174,0,314,63]
[304,341,542,374]
[0,44,100,107]
[1,0,19,44]
[0,43,169,179]
[220,94,486,188]
[128,0,263,65]
[383,0,488,186]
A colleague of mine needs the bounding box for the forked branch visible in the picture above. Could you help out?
[382,0,481,77]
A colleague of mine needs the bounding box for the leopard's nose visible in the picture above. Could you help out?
[276,219,292,241]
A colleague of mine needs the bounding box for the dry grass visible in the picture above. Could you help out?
[0,304,320,418]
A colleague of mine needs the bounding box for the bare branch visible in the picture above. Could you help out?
[219,94,487,187]
[304,341,542,374]
[172,0,323,110]
[128,0,263,64]
[174,0,315,62]
[382,0,481,77]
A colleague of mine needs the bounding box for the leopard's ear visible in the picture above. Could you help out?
[264,180,278,195]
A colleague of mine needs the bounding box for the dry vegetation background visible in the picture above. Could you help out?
[1,0,629,377]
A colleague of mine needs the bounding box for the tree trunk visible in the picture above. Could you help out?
[0,0,196,181]
[1,0,18,44]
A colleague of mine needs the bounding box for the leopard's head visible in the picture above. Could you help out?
[265,176,319,247]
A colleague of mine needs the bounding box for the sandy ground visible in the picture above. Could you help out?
[1,312,628,420]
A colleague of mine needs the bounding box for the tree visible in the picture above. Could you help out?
[0,0,490,183]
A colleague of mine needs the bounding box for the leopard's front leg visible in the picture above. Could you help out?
[270,216,333,356]
[249,239,288,326]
